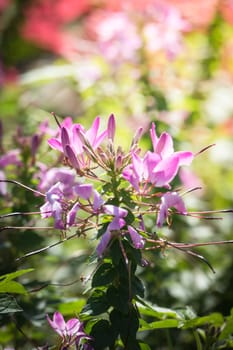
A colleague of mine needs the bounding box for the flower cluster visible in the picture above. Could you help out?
[39,114,193,258]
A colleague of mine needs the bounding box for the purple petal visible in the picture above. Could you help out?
[86,117,100,145]
[103,205,128,218]
[132,153,144,180]
[155,132,174,158]
[74,183,93,200]
[157,192,187,227]
[48,138,63,152]
[40,202,52,218]
[47,312,65,336]
[66,318,82,336]
[175,151,193,166]
[107,113,116,141]
[93,189,104,211]
[67,202,80,226]
[152,155,179,187]
[65,145,81,170]
[31,134,40,158]
[61,127,70,155]
[108,217,125,230]
[0,149,21,168]
[72,125,85,154]
[96,230,112,257]
[0,170,7,195]
[143,151,160,179]
[132,127,143,145]
[128,225,144,249]
[94,129,108,149]
[149,122,158,152]
[53,311,66,330]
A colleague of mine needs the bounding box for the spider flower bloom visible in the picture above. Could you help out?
[123,123,193,191]
[96,205,144,257]
[149,123,193,166]
[48,116,108,169]
[156,191,187,227]
[47,311,93,348]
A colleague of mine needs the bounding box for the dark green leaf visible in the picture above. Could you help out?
[92,263,116,287]
[107,286,129,314]
[0,295,22,313]
[81,289,109,316]
[91,319,115,350]
[132,276,145,298]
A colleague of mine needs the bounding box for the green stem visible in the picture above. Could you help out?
[193,330,203,350]
[165,329,174,350]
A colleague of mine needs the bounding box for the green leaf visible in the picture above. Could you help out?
[0,268,34,282]
[137,300,180,319]
[0,295,22,313]
[110,307,139,347]
[139,318,179,331]
[219,311,233,340]
[91,319,115,350]
[107,286,129,314]
[0,269,33,295]
[132,276,145,298]
[92,263,116,287]
[0,280,27,294]
[58,299,86,315]
[181,313,224,329]
[81,288,109,316]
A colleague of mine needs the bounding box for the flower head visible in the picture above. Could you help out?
[157,191,187,227]
[47,311,93,348]
[48,116,109,170]
[123,123,193,192]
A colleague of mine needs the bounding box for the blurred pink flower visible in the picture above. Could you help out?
[21,0,90,57]
[167,0,218,29]
[0,0,10,12]
[179,167,204,196]
[220,0,233,26]
[87,11,141,63]
[143,2,189,59]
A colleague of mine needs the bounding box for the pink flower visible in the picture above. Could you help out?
[123,123,193,191]
[48,116,108,169]
[47,311,92,348]
[96,205,144,257]
[96,216,126,257]
[40,182,64,229]
[127,225,145,249]
[157,191,187,227]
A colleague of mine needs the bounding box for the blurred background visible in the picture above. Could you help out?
[0,0,233,348]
